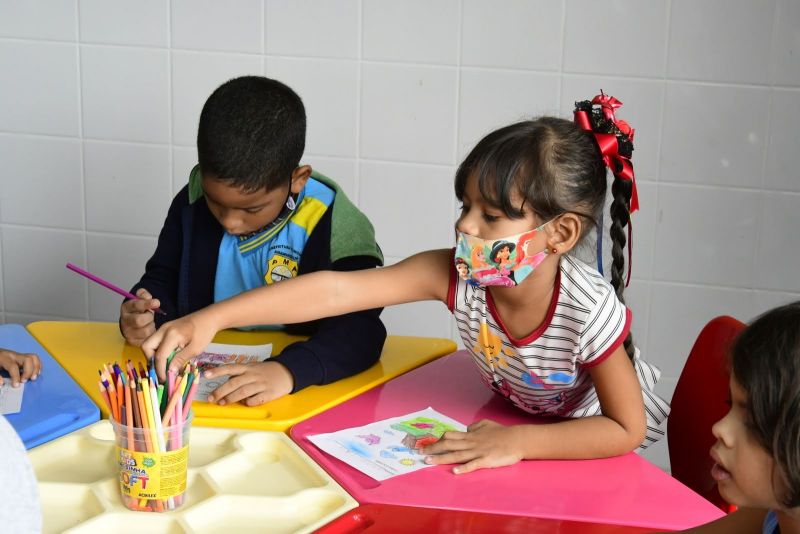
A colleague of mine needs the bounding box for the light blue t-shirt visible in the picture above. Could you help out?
[213,178,335,329]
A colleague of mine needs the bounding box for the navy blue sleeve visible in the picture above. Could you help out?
[270,209,386,392]
[127,187,189,326]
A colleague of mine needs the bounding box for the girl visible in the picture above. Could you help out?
[142,93,669,473]
[681,301,800,533]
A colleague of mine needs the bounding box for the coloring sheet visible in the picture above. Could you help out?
[193,342,272,402]
[0,381,24,415]
[307,407,466,481]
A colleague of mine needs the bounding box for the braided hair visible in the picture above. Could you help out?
[574,96,637,359]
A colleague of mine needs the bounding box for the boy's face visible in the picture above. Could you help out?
[710,376,783,509]
[202,168,309,236]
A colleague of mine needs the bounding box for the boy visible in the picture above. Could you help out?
[120,76,386,406]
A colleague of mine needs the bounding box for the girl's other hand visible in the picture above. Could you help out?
[421,419,524,474]
[0,349,42,387]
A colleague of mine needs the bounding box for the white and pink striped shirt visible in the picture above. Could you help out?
[448,254,669,448]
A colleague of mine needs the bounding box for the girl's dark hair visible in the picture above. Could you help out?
[730,301,800,508]
[454,115,636,358]
[197,76,306,193]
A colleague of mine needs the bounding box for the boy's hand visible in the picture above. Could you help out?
[0,349,42,387]
[120,288,160,346]
[141,311,220,381]
[421,419,524,474]
[204,361,294,406]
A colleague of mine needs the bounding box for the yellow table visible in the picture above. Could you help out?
[27,321,456,433]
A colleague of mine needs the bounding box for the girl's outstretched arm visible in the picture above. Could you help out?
[423,345,647,471]
[142,249,454,377]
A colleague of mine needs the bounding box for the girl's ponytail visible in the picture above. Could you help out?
[574,92,638,359]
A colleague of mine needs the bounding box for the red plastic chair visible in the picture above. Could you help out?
[668,315,745,513]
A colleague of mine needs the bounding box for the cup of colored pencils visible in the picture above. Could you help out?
[100,358,199,512]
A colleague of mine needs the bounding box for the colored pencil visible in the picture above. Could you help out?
[98,381,113,415]
[66,262,166,315]
[124,385,134,451]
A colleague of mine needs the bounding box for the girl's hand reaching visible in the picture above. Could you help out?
[0,349,42,387]
[140,311,221,381]
[422,419,524,474]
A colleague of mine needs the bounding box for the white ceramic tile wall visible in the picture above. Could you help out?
[79,0,168,47]
[362,0,459,65]
[171,0,262,54]
[265,0,359,59]
[0,1,76,41]
[83,141,172,236]
[0,41,79,136]
[1,0,798,473]
[667,0,775,85]
[360,63,458,164]
[81,45,170,143]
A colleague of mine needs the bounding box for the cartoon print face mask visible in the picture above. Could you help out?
[454,223,550,288]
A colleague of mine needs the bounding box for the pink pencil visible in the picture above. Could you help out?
[66,263,165,315]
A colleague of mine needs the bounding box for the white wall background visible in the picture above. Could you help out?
[1,0,799,470]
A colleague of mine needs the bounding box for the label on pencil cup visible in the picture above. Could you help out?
[117,446,189,500]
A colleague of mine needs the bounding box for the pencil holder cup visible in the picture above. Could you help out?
[110,411,193,513]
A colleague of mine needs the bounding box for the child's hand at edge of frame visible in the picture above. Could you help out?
[421,419,525,474]
[205,361,294,407]
[140,311,220,382]
[0,349,42,387]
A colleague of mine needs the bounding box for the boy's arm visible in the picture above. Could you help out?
[127,187,189,325]
[271,255,386,392]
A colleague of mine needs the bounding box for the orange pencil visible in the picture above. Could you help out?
[124,384,134,451]
[130,383,141,429]
[136,385,153,454]
[98,381,113,416]
[104,375,119,421]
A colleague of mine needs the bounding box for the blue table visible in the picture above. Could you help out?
[1,324,99,448]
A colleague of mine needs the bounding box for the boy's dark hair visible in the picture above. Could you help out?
[730,301,800,508]
[197,76,306,192]
[454,117,637,358]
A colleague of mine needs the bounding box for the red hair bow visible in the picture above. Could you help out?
[574,92,639,214]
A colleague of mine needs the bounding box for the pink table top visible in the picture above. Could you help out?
[290,350,724,531]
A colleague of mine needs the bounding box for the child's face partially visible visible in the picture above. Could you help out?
[710,376,783,509]
[456,174,543,243]
[202,176,290,236]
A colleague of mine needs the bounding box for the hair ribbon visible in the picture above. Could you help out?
[574,92,638,286]
[573,93,639,214]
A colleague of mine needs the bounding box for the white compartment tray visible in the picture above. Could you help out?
[30,420,357,533]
